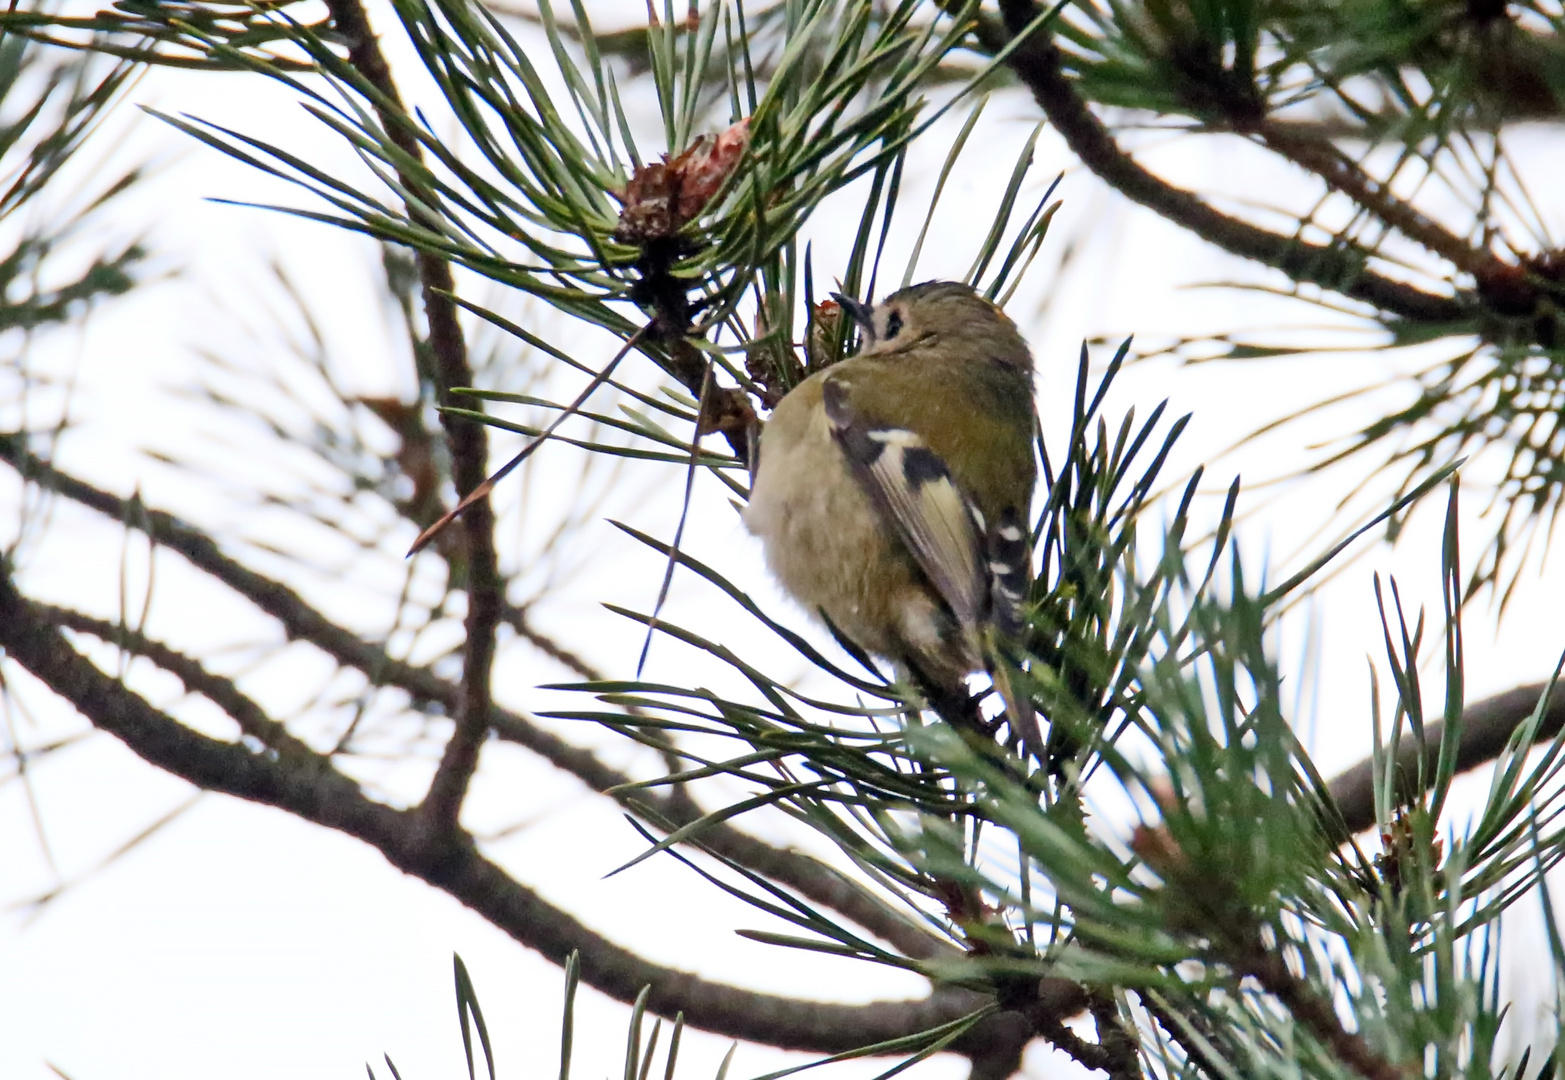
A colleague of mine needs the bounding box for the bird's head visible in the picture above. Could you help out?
[830,281,1030,369]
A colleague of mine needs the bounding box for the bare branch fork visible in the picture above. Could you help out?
[0,431,944,963]
[0,567,1017,1054]
[4,430,1561,1058]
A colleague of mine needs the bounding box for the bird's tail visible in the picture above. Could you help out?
[987,645,1042,757]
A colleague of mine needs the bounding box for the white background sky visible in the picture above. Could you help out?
[4,3,1565,1079]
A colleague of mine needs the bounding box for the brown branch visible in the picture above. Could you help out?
[1253,125,1495,279]
[0,571,1044,1053]
[322,0,500,832]
[1140,992,1230,1080]
[0,433,948,962]
[504,603,607,681]
[42,606,310,758]
[0,432,437,701]
[12,435,1565,963]
[1112,18,1500,280]
[1231,940,1403,1080]
[1032,1002,1124,1076]
[984,2,1468,326]
[1088,991,1143,1080]
[1326,680,1565,835]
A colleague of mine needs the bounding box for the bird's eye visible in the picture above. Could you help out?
[883,309,904,340]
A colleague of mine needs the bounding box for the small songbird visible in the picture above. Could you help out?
[744,280,1041,752]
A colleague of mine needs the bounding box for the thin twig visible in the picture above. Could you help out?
[1230,940,1404,1080]
[1255,123,1495,279]
[407,325,650,556]
[321,0,500,833]
[503,603,607,682]
[44,606,309,757]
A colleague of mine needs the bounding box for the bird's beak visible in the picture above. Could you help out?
[829,292,874,330]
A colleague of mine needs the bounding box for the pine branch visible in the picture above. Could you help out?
[322,0,500,832]
[1227,936,1403,1080]
[1067,6,1507,282]
[0,567,1016,1053]
[1327,679,1565,835]
[1031,997,1131,1078]
[983,1,1468,326]
[1252,123,1495,279]
[41,606,311,758]
[0,431,948,963]
[0,432,439,702]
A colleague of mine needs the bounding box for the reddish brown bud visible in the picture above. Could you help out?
[613,119,751,244]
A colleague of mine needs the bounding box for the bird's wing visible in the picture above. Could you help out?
[985,506,1029,638]
[822,378,985,632]
[982,509,1042,750]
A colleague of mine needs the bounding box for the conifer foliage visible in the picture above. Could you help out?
[3,2,1565,1079]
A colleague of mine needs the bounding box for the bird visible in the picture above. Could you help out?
[743,279,1042,754]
